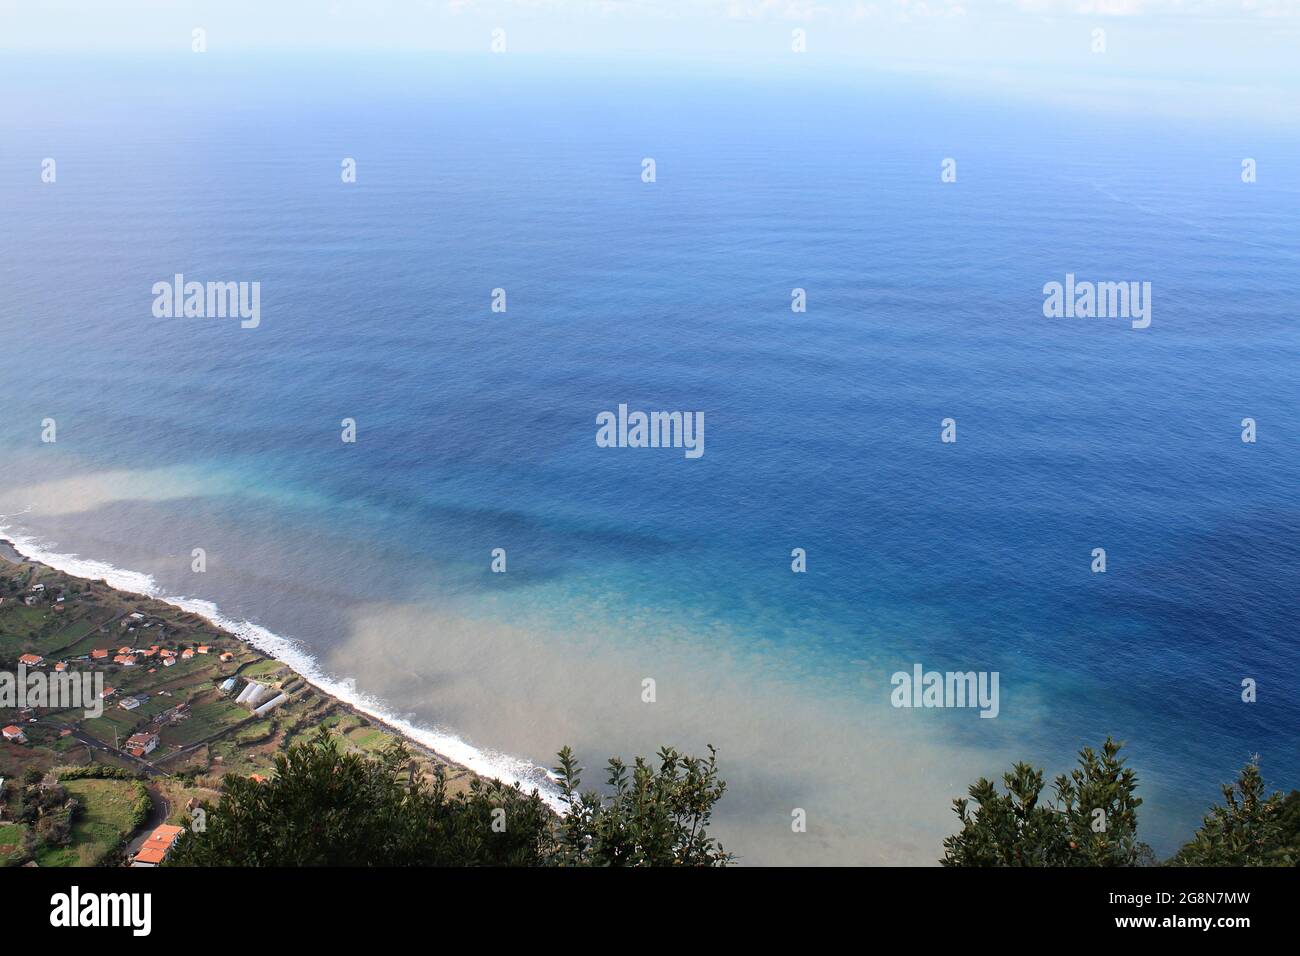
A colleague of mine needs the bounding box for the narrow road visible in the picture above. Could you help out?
[67,729,170,778]
[124,784,172,859]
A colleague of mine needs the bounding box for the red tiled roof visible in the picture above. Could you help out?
[133,823,185,863]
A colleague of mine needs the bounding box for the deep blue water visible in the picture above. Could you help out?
[1,53,1297,860]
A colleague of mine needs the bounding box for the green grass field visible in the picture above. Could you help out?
[34,778,146,867]
[0,604,50,652]
[234,719,275,744]
[159,698,248,747]
[239,659,288,679]
[81,709,145,747]
[49,610,123,657]
[0,822,27,866]
[346,726,389,752]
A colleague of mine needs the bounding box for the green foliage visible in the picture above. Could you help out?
[1052,739,1143,865]
[942,738,1142,867]
[169,728,549,866]
[551,745,731,866]
[1273,790,1300,863]
[127,784,151,831]
[35,804,75,847]
[57,765,141,782]
[167,729,730,867]
[1171,759,1296,866]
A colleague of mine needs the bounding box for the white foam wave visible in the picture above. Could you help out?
[0,522,565,810]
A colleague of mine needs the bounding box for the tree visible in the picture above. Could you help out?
[35,807,73,847]
[1053,739,1143,866]
[1273,789,1300,864]
[1172,758,1295,866]
[941,762,1069,866]
[942,738,1142,867]
[168,729,732,867]
[168,728,550,866]
[551,745,731,866]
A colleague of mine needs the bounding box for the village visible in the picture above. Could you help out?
[0,547,473,867]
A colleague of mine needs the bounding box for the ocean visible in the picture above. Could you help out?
[1,52,1297,863]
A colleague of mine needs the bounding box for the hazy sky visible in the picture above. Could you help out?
[2,1,1296,120]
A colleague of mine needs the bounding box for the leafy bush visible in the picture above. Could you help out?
[168,728,729,867]
[551,745,731,866]
[58,765,141,782]
[942,738,1144,867]
[944,742,1298,867]
[1171,759,1297,866]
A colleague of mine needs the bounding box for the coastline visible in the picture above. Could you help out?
[0,526,563,809]
[0,511,1021,864]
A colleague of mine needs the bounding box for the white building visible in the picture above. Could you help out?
[253,693,288,717]
[124,732,159,756]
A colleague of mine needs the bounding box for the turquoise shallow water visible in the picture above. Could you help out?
[1,54,1298,862]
